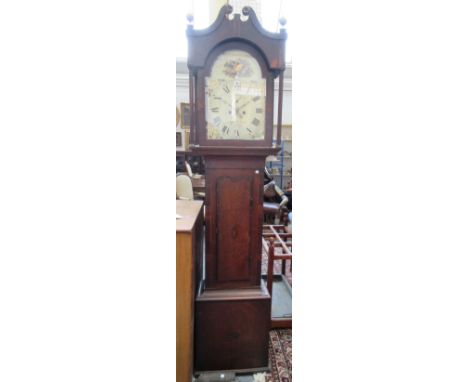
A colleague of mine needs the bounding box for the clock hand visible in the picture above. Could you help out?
[231,92,236,122]
[235,83,253,113]
[236,100,251,113]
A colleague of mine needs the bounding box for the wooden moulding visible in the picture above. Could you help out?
[190,146,280,158]
[186,5,287,72]
[197,279,270,301]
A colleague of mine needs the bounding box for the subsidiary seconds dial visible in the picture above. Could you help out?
[205,50,266,140]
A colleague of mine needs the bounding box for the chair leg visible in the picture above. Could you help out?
[267,238,275,297]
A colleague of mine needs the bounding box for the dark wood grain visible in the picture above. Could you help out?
[216,173,252,282]
[204,157,264,290]
[195,284,271,372]
[187,5,286,71]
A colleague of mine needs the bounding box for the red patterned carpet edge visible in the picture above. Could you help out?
[265,329,292,382]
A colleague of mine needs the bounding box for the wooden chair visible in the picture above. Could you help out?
[262,224,292,329]
[263,203,289,225]
[185,161,205,200]
[263,181,288,224]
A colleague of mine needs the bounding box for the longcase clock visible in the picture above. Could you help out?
[186,5,287,373]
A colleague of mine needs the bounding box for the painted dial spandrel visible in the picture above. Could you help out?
[205,50,266,140]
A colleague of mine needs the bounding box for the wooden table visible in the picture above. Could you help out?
[176,200,204,382]
[190,176,205,193]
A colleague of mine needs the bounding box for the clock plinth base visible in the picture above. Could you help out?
[194,282,271,373]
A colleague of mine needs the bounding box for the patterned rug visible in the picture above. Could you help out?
[261,232,292,381]
[265,329,292,382]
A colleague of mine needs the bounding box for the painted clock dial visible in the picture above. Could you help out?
[205,49,266,140]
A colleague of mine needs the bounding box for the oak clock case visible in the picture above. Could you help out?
[186,5,287,375]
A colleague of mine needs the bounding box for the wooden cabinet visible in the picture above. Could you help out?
[176,200,204,382]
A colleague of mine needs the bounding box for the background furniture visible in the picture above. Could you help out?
[176,150,205,174]
[266,125,292,189]
[263,177,289,224]
[176,200,204,382]
[184,162,206,199]
[262,224,292,329]
[190,176,205,194]
[266,141,285,189]
[176,174,194,200]
[176,128,186,151]
[263,203,289,225]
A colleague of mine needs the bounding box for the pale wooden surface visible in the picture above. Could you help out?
[176,200,203,233]
[176,200,203,382]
